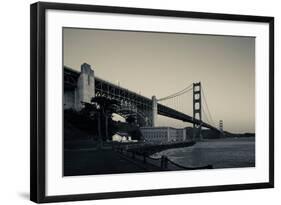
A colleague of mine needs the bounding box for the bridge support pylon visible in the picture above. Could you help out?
[76,63,95,111]
[219,120,224,137]
[152,95,157,127]
[193,82,202,141]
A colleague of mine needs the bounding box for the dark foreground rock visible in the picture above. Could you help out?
[64,148,163,176]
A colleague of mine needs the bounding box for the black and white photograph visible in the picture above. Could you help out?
[63,28,256,176]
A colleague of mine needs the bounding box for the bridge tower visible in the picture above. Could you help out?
[193,82,202,140]
[219,120,224,137]
[76,63,95,110]
[219,120,223,131]
[152,95,158,127]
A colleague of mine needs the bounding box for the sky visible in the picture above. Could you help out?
[63,28,255,134]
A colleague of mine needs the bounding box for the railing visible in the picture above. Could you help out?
[166,157,213,170]
[113,145,212,171]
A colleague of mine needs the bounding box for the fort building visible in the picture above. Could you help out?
[140,127,190,144]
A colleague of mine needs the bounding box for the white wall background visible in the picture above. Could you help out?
[0,0,279,204]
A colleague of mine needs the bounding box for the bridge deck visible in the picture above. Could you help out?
[64,66,219,131]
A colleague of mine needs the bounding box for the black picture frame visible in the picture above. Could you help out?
[30,2,274,203]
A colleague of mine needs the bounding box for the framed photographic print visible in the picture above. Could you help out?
[30,2,274,203]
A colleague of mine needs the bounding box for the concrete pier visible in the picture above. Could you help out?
[152,95,157,127]
[76,63,95,110]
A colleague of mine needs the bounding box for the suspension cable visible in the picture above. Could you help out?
[201,86,215,126]
[158,87,193,102]
[157,83,193,101]
[202,106,211,125]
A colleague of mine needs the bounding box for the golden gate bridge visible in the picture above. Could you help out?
[64,63,221,140]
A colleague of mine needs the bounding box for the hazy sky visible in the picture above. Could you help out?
[63,28,255,133]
